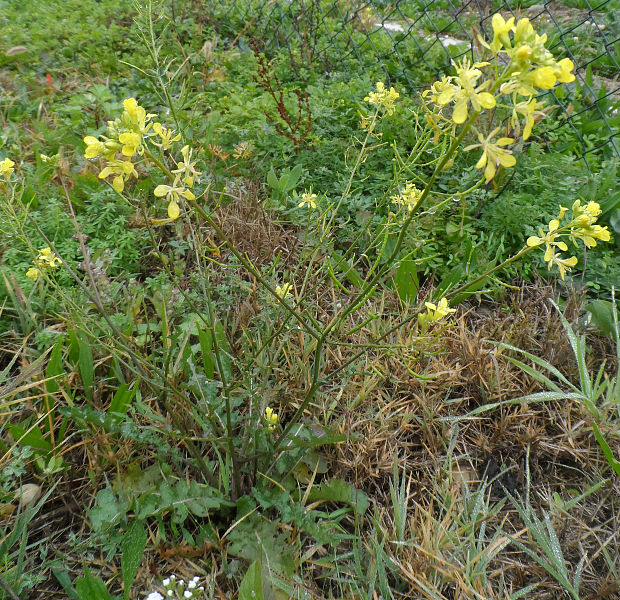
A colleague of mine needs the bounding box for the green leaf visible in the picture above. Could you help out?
[89,488,130,532]
[329,252,363,288]
[45,336,64,395]
[214,320,232,381]
[239,561,264,600]
[286,164,303,191]
[198,327,214,379]
[585,300,615,336]
[393,259,418,303]
[592,423,620,478]
[121,520,148,600]
[307,479,369,515]
[77,331,94,403]
[74,567,113,600]
[108,384,136,420]
[267,168,278,190]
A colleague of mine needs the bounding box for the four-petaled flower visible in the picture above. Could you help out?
[172,145,202,188]
[298,191,317,209]
[154,181,196,220]
[464,127,516,182]
[36,247,62,268]
[152,122,181,150]
[98,159,138,193]
[439,58,497,124]
[118,131,142,157]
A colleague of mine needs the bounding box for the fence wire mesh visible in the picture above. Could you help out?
[208,0,619,170]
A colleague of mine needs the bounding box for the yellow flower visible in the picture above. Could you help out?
[571,224,611,248]
[527,219,568,261]
[568,200,610,248]
[364,82,399,115]
[464,128,516,182]
[298,191,317,209]
[275,283,293,299]
[510,96,544,140]
[121,97,155,133]
[418,297,456,330]
[152,122,181,150]
[546,252,578,280]
[426,297,456,320]
[118,131,142,157]
[264,406,279,431]
[422,76,457,105]
[435,59,496,124]
[171,145,201,188]
[98,159,138,193]
[154,179,196,220]
[513,17,536,44]
[532,66,557,89]
[491,13,515,52]
[390,182,423,212]
[26,267,41,281]
[83,136,119,160]
[0,157,15,181]
[554,57,575,83]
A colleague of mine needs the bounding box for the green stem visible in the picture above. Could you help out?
[448,245,534,300]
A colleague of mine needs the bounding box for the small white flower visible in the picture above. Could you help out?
[188,580,197,589]
[184,592,192,599]
[191,577,200,584]
[146,594,164,600]
[167,592,174,598]
[162,578,171,587]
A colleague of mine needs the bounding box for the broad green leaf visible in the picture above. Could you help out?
[585,300,615,336]
[307,479,369,515]
[239,561,264,600]
[393,259,419,303]
[75,567,113,600]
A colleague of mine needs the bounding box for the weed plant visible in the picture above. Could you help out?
[0,2,619,599]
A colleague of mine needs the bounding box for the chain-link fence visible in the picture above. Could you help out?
[208,0,619,170]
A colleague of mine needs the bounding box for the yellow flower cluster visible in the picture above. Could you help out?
[487,14,576,95]
[264,406,279,432]
[84,98,200,221]
[390,182,423,212]
[84,97,155,193]
[364,82,400,116]
[423,14,576,183]
[26,247,62,281]
[526,201,610,279]
[418,297,456,330]
[424,58,496,125]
